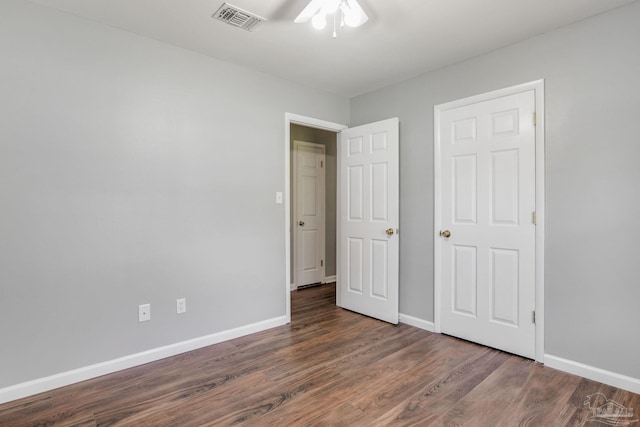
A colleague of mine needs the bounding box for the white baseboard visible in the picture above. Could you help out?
[0,315,287,405]
[291,276,336,291]
[545,354,640,395]
[399,313,436,332]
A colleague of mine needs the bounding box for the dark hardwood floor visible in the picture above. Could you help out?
[1,283,638,426]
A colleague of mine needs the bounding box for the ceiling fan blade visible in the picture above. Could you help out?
[294,0,325,23]
[344,0,368,27]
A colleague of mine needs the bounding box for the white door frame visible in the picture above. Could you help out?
[284,113,347,323]
[433,80,545,363]
[292,140,326,289]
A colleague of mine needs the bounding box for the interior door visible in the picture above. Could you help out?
[294,141,326,287]
[337,118,399,324]
[438,90,536,358]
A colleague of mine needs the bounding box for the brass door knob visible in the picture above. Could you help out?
[440,230,451,238]
[299,221,305,226]
[386,228,395,236]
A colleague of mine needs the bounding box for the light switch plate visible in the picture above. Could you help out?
[275,192,283,204]
[176,298,186,314]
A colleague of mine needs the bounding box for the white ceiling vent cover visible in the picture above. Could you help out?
[212,3,266,31]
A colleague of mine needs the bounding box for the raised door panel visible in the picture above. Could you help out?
[302,176,318,217]
[453,245,477,317]
[491,248,519,326]
[347,238,363,294]
[491,149,519,226]
[302,230,319,271]
[370,239,388,300]
[452,154,477,224]
[370,163,388,222]
[348,166,364,221]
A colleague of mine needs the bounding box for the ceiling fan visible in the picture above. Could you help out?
[294,0,368,37]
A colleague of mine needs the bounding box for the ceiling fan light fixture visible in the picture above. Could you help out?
[343,11,360,28]
[340,2,361,27]
[341,0,367,27]
[294,0,368,37]
[311,12,327,30]
[322,0,341,14]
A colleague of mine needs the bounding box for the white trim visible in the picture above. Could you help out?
[291,276,335,291]
[284,113,347,324]
[433,104,443,334]
[0,316,287,405]
[545,354,640,395]
[433,80,545,363]
[399,313,436,332]
[533,82,545,363]
[292,140,326,289]
[287,113,348,133]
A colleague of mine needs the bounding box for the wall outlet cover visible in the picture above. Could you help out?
[138,304,151,322]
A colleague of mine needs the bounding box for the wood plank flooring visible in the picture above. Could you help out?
[1,283,638,426]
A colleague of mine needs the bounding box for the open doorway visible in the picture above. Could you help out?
[290,124,337,291]
[284,113,347,322]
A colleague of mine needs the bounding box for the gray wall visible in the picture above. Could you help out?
[0,0,348,388]
[290,125,338,280]
[350,2,640,379]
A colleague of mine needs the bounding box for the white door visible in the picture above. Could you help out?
[294,141,326,287]
[337,118,399,324]
[437,90,536,358]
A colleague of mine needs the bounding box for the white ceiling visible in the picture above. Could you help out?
[27,0,637,97]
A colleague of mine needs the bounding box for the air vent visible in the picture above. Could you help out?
[212,3,266,31]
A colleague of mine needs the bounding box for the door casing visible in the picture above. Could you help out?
[433,80,545,363]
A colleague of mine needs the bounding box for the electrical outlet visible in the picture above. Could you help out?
[138,304,151,322]
[176,298,186,314]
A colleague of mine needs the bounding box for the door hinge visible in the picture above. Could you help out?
[320,259,324,267]
[532,310,536,324]
[533,112,537,126]
[532,211,537,225]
